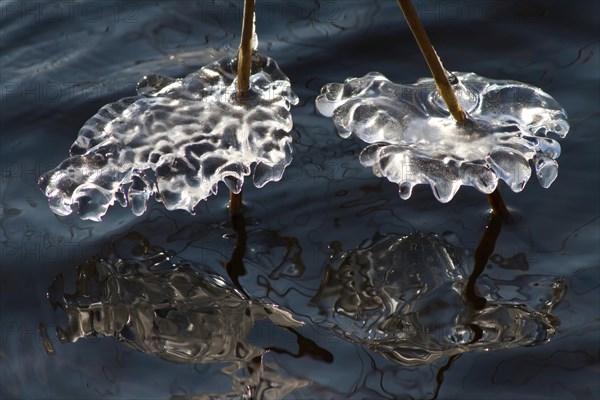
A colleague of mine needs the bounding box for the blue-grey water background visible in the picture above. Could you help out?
[1,0,599,398]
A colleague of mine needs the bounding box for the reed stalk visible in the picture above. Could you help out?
[397,0,511,219]
[236,0,255,97]
[229,0,255,217]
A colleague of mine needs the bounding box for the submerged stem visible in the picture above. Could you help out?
[397,0,511,218]
[460,211,502,345]
[224,208,249,298]
[465,211,502,312]
[486,188,511,221]
[229,188,243,218]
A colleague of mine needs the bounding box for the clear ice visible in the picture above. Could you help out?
[316,72,569,202]
[311,233,564,365]
[39,53,299,220]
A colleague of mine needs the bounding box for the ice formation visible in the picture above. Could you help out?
[39,53,298,220]
[47,233,309,398]
[316,72,569,202]
[311,233,564,365]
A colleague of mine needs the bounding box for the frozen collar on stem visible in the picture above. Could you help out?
[39,52,298,221]
[316,72,569,202]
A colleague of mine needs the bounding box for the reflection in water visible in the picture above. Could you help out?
[47,232,310,399]
[311,226,565,366]
[245,229,306,280]
[45,220,568,397]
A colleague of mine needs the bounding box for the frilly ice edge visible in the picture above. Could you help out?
[316,72,569,202]
[39,53,298,221]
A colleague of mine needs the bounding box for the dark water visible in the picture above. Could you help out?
[1,1,599,399]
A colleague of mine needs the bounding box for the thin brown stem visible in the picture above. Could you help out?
[228,0,255,215]
[236,0,255,97]
[229,188,243,218]
[396,0,467,122]
[486,188,511,220]
[465,211,502,312]
[397,0,511,217]
[224,208,249,298]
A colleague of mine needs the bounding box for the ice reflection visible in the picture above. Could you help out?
[43,218,567,397]
[47,232,310,399]
[311,222,565,366]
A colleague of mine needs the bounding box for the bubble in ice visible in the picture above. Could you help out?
[311,232,564,365]
[38,52,299,221]
[316,72,569,202]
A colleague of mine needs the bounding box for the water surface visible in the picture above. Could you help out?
[1,1,598,399]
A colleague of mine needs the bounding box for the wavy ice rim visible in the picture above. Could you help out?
[316,72,569,202]
[39,53,299,221]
